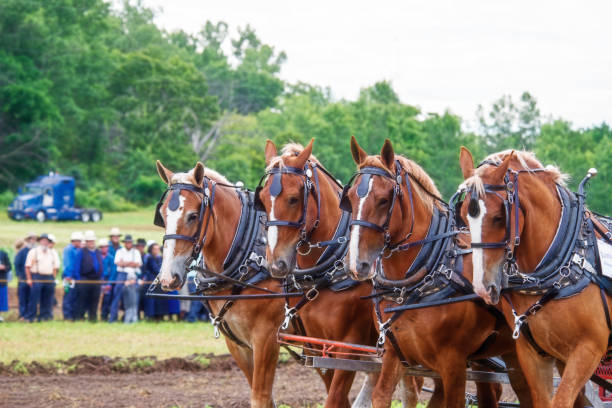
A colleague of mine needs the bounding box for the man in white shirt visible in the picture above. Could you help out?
[114,235,142,323]
[25,234,60,322]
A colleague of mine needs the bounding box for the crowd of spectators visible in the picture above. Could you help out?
[0,228,209,323]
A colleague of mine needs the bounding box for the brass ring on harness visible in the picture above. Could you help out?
[296,240,312,256]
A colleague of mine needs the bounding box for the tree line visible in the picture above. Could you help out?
[1,0,610,214]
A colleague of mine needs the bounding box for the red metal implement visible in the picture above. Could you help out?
[277,333,381,358]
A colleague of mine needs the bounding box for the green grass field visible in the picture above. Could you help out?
[0,321,229,363]
[0,208,162,257]
[0,209,233,363]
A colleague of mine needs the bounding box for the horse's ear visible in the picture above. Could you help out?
[350,135,367,165]
[265,139,277,166]
[156,160,174,185]
[380,139,395,171]
[193,162,205,186]
[459,146,475,179]
[295,138,314,168]
[491,151,514,181]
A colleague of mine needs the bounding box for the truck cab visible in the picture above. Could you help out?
[8,173,102,222]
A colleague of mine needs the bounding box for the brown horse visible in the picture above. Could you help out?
[256,139,423,407]
[458,147,612,407]
[343,137,532,408]
[155,161,289,408]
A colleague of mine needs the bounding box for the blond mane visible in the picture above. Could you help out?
[359,155,445,212]
[461,150,568,196]
[265,142,321,171]
[169,166,232,186]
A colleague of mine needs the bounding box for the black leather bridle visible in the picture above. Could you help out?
[254,162,322,246]
[154,178,217,260]
[467,160,549,274]
[339,161,416,255]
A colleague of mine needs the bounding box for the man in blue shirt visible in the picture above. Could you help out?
[14,232,37,320]
[73,231,103,321]
[99,238,114,320]
[62,231,83,320]
[107,227,123,322]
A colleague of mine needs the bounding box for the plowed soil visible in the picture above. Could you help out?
[0,354,518,407]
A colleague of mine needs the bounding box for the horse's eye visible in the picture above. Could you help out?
[288,197,299,205]
[187,213,198,223]
[378,198,388,206]
[492,214,505,225]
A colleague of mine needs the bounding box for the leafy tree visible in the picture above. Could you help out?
[477,91,541,152]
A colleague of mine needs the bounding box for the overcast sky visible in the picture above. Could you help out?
[141,0,611,128]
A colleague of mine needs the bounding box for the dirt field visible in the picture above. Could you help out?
[0,354,518,407]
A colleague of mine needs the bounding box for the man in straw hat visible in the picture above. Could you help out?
[25,233,60,322]
[72,231,104,321]
[14,232,37,320]
[62,231,83,320]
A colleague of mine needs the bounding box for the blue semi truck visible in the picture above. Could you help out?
[7,173,102,222]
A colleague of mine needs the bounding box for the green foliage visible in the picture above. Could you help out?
[477,91,541,152]
[0,0,610,217]
[75,186,137,212]
[0,190,13,207]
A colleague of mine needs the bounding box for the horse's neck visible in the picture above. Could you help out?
[381,181,434,280]
[202,186,241,273]
[296,169,342,268]
[516,180,562,273]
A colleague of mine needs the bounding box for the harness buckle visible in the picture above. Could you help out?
[511,310,527,340]
[306,287,319,301]
[210,316,221,338]
[377,319,391,346]
[281,304,297,330]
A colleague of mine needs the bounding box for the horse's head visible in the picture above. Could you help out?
[256,139,321,278]
[343,137,409,280]
[155,161,210,291]
[458,147,543,305]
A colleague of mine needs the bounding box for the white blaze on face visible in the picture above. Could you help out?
[349,178,373,271]
[268,196,278,253]
[160,195,188,284]
[467,199,487,295]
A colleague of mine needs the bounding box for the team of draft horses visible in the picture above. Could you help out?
[151,136,612,408]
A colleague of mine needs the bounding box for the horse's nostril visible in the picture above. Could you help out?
[358,262,370,274]
[276,260,287,271]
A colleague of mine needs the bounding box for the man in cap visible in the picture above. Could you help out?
[25,233,60,322]
[107,228,123,322]
[14,233,37,320]
[62,231,83,320]
[73,231,103,321]
[114,234,142,323]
